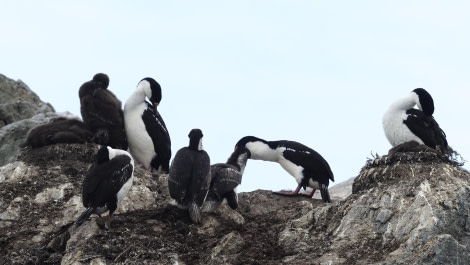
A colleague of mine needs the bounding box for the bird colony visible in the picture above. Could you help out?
[22,73,454,225]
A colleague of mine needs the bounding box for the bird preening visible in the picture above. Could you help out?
[124,77,171,174]
[382,88,451,156]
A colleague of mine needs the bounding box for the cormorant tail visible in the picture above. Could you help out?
[74,207,95,226]
[320,184,331,203]
[188,202,202,223]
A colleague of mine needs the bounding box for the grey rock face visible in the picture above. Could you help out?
[0,112,80,166]
[0,74,58,166]
[326,176,354,201]
[0,74,54,128]
[328,151,470,264]
[0,143,469,264]
[0,112,56,166]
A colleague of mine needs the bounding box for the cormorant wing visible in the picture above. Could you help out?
[107,155,134,191]
[82,163,99,207]
[142,102,172,172]
[82,155,133,207]
[190,151,211,206]
[282,144,334,182]
[403,109,448,152]
[210,163,242,198]
[168,148,192,204]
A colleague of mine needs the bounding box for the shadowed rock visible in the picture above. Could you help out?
[0,74,54,128]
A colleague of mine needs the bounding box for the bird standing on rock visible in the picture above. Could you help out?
[78,73,127,150]
[75,146,134,226]
[235,136,334,203]
[203,146,250,212]
[168,129,211,223]
[124,77,171,174]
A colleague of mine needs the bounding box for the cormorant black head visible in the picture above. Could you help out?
[96,146,110,165]
[78,73,109,98]
[188,129,204,151]
[233,145,251,159]
[242,147,251,159]
[234,136,266,151]
[92,73,109,90]
[412,88,434,116]
[140,77,162,106]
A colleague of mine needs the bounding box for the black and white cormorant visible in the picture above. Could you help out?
[235,136,334,203]
[123,77,171,174]
[203,146,250,212]
[74,146,134,226]
[168,129,211,223]
[382,88,449,154]
[78,73,127,150]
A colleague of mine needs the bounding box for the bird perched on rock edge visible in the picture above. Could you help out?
[78,73,128,150]
[203,146,250,212]
[235,136,334,203]
[168,129,211,223]
[124,77,171,174]
[75,146,134,226]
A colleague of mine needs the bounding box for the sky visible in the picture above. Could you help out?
[1,1,469,192]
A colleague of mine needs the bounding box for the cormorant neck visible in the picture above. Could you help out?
[124,84,147,110]
[189,138,203,151]
[227,151,248,171]
[247,141,278,162]
[389,92,418,112]
[237,155,249,174]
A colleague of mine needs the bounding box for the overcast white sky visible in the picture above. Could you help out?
[1,1,469,192]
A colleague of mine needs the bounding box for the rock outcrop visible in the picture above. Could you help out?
[0,74,54,128]
[0,143,468,264]
[0,74,57,166]
[316,151,470,264]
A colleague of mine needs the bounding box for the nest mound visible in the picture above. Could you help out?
[353,144,467,194]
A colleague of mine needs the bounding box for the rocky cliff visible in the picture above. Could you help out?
[0,74,57,166]
[0,74,469,265]
[0,74,54,128]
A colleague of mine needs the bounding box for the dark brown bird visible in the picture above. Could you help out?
[79,73,127,150]
[23,117,93,148]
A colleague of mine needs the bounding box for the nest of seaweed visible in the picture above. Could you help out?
[352,142,466,194]
[364,142,465,170]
